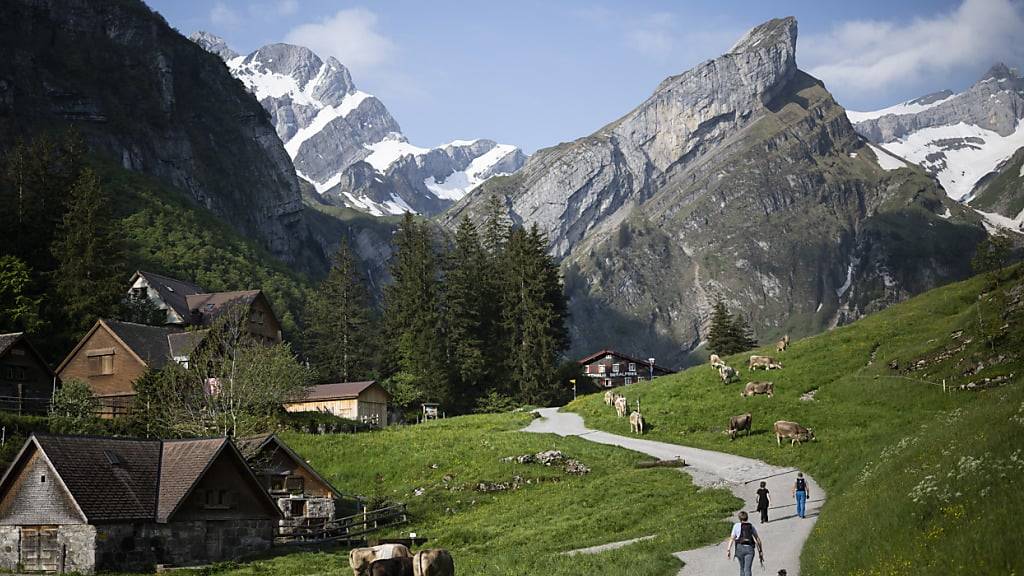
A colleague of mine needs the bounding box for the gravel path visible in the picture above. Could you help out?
[523,408,825,576]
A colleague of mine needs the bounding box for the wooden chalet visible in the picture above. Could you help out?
[578,349,674,388]
[0,434,281,573]
[236,434,341,535]
[0,333,58,415]
[56,320,206,416]
[283,381,391,427]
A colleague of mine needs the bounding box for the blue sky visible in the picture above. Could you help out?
[150,0,1024,153]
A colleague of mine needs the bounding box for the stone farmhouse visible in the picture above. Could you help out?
[283,381,391,427]
[579,349,674,388]
[236,434,341,534]
[0,333,58,415]
[0,434,281,573]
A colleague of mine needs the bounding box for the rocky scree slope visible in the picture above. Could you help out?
[448,17,986,367]
[192,33,526,217]
[849,63,1024,231]
[0,0,326,272]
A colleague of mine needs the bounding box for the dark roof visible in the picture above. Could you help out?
[157,438,227,522]
[103,320,184,369]
[0,434,282,524]
[236,434,342,497]
[134,271,205,321]
[577,349,674,374]
[185,291,262,325]
[30,435,161,521]
[0,333,23,357]
[296,381,386,402]
[167,330,209,359]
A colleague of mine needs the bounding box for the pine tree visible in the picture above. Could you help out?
[304,239,378,382]
[383,214,451,404]
[500,225,569,405]
[51,168,125,335]
[707,300,757,356]
[445,217,490,408]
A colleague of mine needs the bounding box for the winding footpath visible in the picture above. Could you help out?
[523,408,825,576]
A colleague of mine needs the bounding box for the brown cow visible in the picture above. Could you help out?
[741,381,774,398]
[727,412,752,440]
[370,558,413,576]
[710,353,725,368]
[748,355,783,370]
[773,420,815,446]
[413,549,455,576]
[350,544,413,576]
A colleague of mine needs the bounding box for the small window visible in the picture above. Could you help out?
[289,499,306,516]
[612,363,620,373]
[203,489,233,509]
[585,365,591,374]
[598,365,606,374]
[624,377,632,385]
[250,309,265,325]
[604,378,611,387]
[628,363,636,372]
[204,304,215,312]
[285,476,305,494]
[87,350,115,376]
[40,475,46,483]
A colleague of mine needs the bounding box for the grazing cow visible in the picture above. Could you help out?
[748,355,783,371]
[776,334,790,353]
[350,544,413,576]
[710,353,725,369]
[741,381,774,398]
[773,420,815,446]
[718,364,740,384]
[727,413,752,440]
[629,410,645,434]
[370,558,413,576]
[413,549,455,576]
[604,390,614,406]
[614,395,628,418]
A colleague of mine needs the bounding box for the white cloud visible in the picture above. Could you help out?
[276,0,299,16]
[285,8,396,75]
[209,2,240,28]
[624,13,676,58]
[803,0,1024,96]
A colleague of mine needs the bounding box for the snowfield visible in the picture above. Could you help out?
[845,93,956,123]
[868,144,907,171]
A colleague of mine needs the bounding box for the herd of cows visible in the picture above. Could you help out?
[349,544,454,576]
[604,335,816,446]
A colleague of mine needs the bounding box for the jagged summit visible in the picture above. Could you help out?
[728,16,797,55]
[981,62,1020,82]
[188,31,238,60]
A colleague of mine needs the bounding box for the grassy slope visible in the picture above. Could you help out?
[568,267,1024,575]
[191,413,737,576]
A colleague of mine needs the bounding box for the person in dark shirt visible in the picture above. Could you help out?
[756,481,770,523]
[793,472,810,519]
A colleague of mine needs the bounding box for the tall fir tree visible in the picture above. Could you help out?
[500,225,569,405]
[707,300,757,356]
[445,217,490,408]
[383,214,451,404]
[51,168,125,335]
[304,239,378,382]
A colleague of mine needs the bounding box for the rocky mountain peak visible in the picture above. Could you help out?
[981,62,1019,82]
[188,31,238,60]
[728,16,797,56]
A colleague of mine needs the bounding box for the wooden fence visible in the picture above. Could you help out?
[276,503,409,544]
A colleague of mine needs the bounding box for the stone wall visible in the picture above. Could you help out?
[276,496,335,534]
[96,519,275,571]
[0,524,96,574]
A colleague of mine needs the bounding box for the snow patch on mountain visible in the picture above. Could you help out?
[363,137,431,171]
[976,208,1024,234]
[285,91,371,157]
[846,93,955,123]
[879,121,1024,200]
[868,144,907,171]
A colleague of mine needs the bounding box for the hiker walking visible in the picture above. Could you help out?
[726,510,764,576]
[793,472,809,519]
[755,481,770,523]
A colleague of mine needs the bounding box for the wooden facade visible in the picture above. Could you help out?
[579,350,674,388]
[283,381,391,427]
[0,334,58,415]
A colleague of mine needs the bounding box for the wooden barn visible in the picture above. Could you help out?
[0,333,58,415]
[283,381,391,427]
[236,434,341,535]
[578,350,674,388]
[0,434,281,574]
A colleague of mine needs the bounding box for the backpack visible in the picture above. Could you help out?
[737,522,755,546]
[796,478,807,492]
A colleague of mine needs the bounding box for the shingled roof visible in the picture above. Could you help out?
[184,291,262,325]
[0,333,23,357]
[0,434,281,524]
[102,320,185,369]
[132,271,205,322]
[0,332,57,379]
[297,381,386,402]
[236,434,341,498]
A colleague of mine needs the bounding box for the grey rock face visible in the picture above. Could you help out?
[0,0,323,269]
[195,38,525,216]
[188,31,238,60]
[449,17,986,367]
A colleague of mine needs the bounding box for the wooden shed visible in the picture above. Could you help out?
[283,381,391,427]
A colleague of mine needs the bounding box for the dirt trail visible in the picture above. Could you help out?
[524,407,824,576]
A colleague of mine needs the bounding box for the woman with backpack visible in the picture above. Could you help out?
[793,472,810,519]
[726,510,764,576]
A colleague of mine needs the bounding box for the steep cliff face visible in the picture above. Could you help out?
[0,0,324,270]
[192,34,526,216]
[450,17,986,366]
